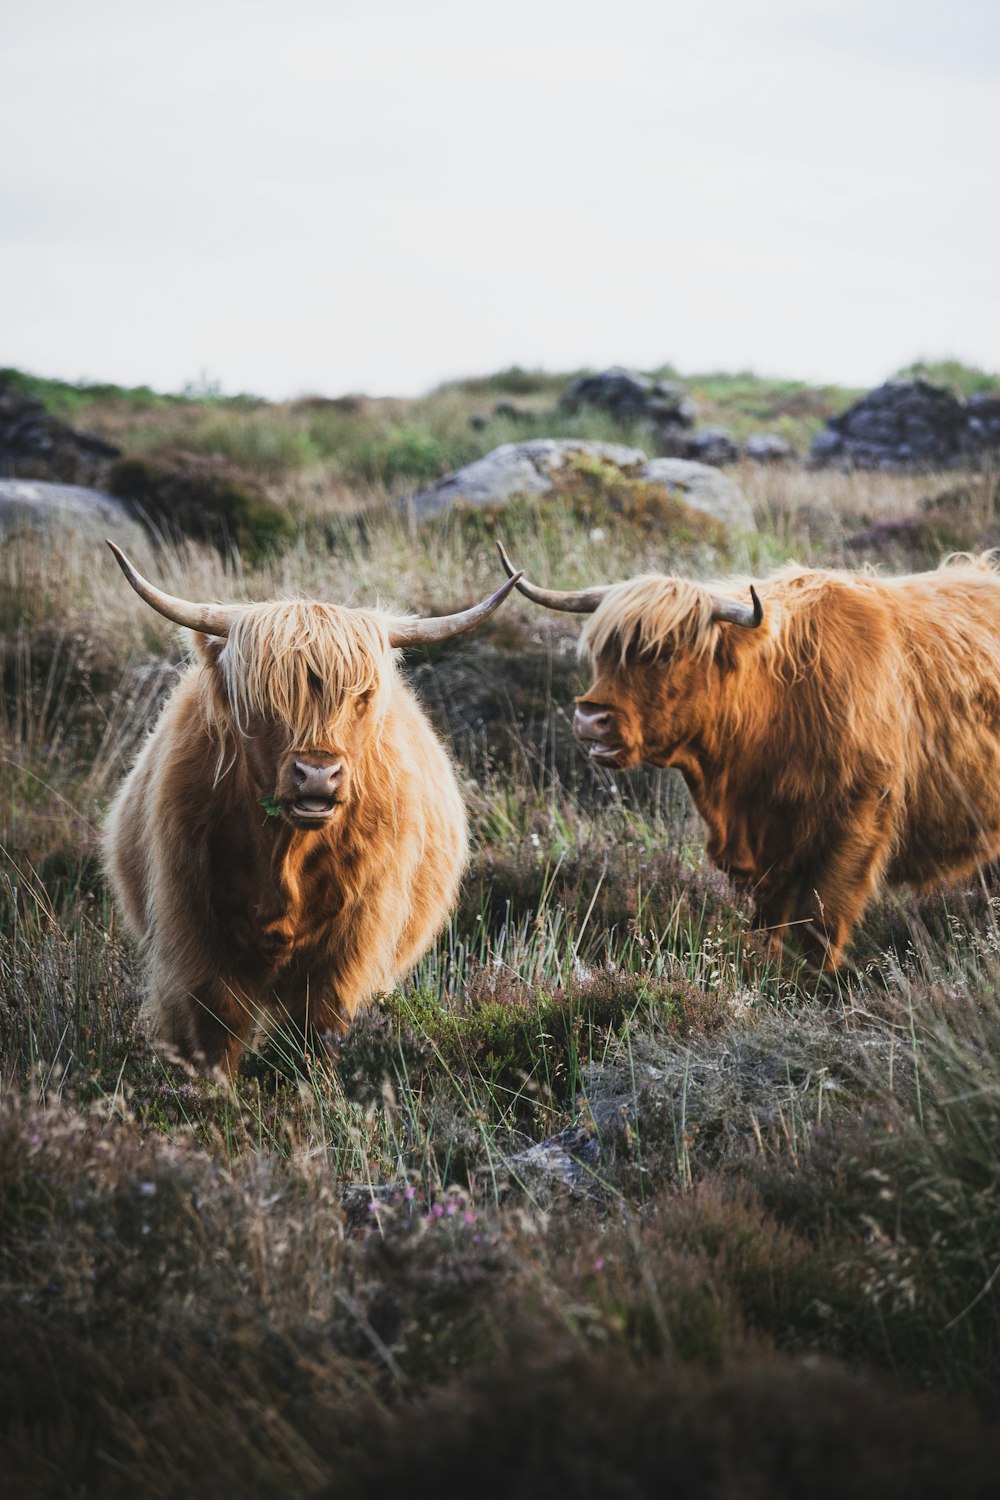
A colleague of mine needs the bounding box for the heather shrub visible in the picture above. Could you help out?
[107,453,295,560]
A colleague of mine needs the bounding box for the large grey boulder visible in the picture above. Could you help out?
[406,439,647,517]
[639,458,756,531]
[0,478,138,538]
[407,441,755,531]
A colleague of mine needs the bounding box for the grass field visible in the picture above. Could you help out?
[3,366,1000,1495]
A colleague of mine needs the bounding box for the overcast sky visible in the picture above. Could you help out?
[1,0,997,399]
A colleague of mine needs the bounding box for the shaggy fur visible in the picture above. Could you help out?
[104,602,467,1070]
[576,554,1000,968]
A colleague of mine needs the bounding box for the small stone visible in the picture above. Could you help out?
[744,432,794,463]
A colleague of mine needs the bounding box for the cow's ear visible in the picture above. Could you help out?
[193,632,226,669]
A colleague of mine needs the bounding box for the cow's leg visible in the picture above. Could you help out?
[144,977,254,1074]
[188,980,255,1073]
[797,811,894,971]
[260,959,353,1068]
[748,880,806,970]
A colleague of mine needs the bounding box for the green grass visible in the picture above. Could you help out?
[894,359,1000,398]
[0,365,262,425]
[2,359,864,487]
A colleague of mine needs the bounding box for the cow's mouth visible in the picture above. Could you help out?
[585,742,625,763]
[573,705,627,767]
[288,796,339,824]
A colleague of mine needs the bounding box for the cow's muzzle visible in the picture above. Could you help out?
[573,704,625,764]
[288,758,344,823]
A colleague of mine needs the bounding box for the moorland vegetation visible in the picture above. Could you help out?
[2,361,1000,1495]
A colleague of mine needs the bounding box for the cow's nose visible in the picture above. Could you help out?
[573,706,614,742]
[293,760,343,798]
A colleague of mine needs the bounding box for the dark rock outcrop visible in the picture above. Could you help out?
[965,395,1000,455]
[561,367,696,432]
[812,380,1000,470]
[0,380,120,485]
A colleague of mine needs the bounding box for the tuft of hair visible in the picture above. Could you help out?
[581,575,721,665]
[219,600,396,744]
[579,553,1000,676]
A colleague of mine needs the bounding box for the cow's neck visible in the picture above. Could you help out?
[669,722,755,877]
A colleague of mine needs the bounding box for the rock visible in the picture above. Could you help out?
[0,478,137,537]
[561,367,696,431]
[406,441,756,532]
[505,1123,603,1196]
[744,432,794,463]
[492,400,537,424]
[639,458,755,531]
[0,379,120,485]
[810,429,843,462]
[405,439,647,517]
[683,427,740,466]
[964,395,1000,456]
[811,379,1000,470]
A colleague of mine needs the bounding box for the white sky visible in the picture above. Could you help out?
[1,0,997,398]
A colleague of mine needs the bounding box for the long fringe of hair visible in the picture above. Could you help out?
[212,600,397,748]
[581,554,1000,687]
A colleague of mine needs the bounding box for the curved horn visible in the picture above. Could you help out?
[387,569,524,648]
[106,541,235,637]
[496,540,610,614]
[710,585,764,629]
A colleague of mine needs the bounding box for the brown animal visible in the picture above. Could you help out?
[104,544,520,1070]
[499,542,1000,969]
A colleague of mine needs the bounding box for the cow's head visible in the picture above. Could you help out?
[496,542,763,771]
[108,542,520,830]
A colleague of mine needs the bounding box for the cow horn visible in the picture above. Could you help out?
[386,569,524,648]
[496,540,609,613]
[106,541,235,637]
[710,585,764,629]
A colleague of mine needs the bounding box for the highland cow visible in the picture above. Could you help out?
[104,543,520,1070]
[499,542,1000,969]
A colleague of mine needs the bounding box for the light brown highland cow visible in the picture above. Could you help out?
[104,544,519,1071]
[500,543,1000,970]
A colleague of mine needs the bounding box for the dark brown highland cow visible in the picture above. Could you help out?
[500,542,1000,969]
[103,544,520,1071]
